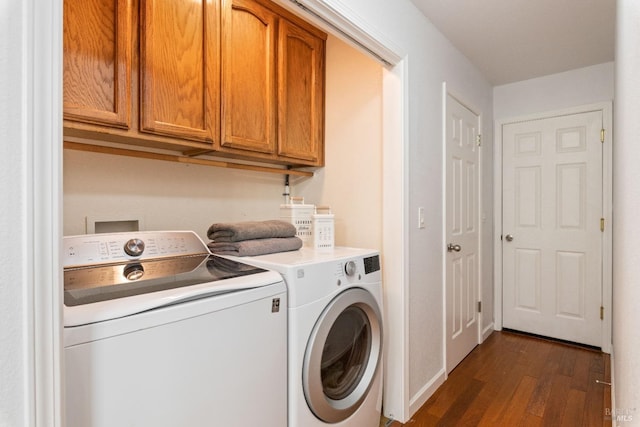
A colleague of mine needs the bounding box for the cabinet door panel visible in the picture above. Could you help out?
[140,0,219,143]
[63,0,132,128]
[221,0,276,153]
[277,20,324,163]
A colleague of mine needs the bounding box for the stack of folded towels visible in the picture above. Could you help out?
[207,219,303,256]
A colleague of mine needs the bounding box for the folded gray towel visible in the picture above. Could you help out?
[207,237,303,257]
[208,220,297,242]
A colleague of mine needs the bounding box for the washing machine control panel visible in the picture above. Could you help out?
[63,231,209,268]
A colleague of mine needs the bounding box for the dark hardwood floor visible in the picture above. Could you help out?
[388,330,611,426]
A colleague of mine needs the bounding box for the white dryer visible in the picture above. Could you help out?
[231,247,383,427]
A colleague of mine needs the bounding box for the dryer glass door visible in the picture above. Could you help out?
[322,306,371,400]
[303,288,382,423]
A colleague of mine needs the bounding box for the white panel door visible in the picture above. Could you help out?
[445,94,480,373]
[502,111,603,347]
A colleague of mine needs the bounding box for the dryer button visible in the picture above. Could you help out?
[344,260,357,276]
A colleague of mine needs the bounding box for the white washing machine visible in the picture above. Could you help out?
[229,247,383,427]
[63,231,287,427]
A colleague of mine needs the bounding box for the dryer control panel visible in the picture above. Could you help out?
[363,255,380,274]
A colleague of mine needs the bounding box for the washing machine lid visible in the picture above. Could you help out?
[64,254,268,306]
[63,231,282,327]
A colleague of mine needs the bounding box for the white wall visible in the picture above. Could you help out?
[295,35,383,250]
[613,0,640,418]
[64,35,382,250]
[493,62,614,120]
[64,152,285,239]
[0,1,29,423]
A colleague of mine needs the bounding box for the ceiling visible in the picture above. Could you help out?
[409,0,616,86]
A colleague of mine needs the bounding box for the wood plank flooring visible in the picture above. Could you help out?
[388,331,611,426]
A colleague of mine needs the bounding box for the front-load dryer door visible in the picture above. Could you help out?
[303,288,382,423]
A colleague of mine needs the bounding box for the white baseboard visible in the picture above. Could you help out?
[482,323,495,341]
[609,344,615,416]
[408,368,446,417]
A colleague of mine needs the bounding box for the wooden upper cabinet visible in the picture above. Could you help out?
[64,0,325,166]
[221,0,277,154]
[63,0,132,128]
[139,0,219,144]
[277,19,325,164]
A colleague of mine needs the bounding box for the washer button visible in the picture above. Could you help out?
[124,238,145,257]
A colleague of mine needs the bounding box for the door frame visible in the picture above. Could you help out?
[493,102,612,353]
[442,83,484,377]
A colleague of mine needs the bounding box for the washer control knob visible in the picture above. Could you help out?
[123,263,145,281]
[344,260,357,276]
[124,238,145,257]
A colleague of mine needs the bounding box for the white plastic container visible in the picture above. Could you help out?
[312,206,334,250]
[280,197,315,245]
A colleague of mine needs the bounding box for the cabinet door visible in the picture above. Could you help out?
[63,0,132,128]
[221,0,276,153]
[277,20,325,164]
[140,0,219,143]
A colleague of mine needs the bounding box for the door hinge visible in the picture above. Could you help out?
[476,134,482,147]
[600,306,604,320]
[600,218,605,232]
[477,301,482,313]
[600,128,605,143]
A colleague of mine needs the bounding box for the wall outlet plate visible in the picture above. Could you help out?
[85,215,144,234]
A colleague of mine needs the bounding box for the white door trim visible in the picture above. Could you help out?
[23,0,64,425]
[493,102,612,353]
[382,59,411,422]
[442,82,484,377]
